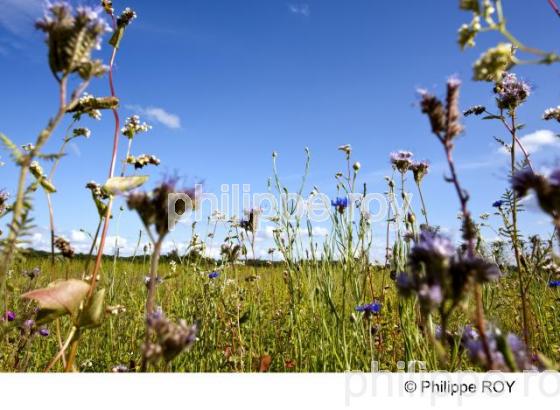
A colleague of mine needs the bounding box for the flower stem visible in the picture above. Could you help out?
[509,112,531,348]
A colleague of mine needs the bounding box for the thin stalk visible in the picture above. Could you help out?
[548,0,560,18]
[63,18,121,370]
[443,142,494,370]
[44,326,77,372]
[45,121,77,266]
[415,181,429,226]
[509,112,531,348]
[141,236,164,372]
[1,76,68,309]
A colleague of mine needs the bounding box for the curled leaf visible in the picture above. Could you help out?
[102,175,148,196]
[21,279,90,324]
[79,288,106,329]
[0,132,22,163]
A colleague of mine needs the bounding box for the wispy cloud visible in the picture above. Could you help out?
[126,105,182,129]
[498,129,560,155]
[0,0,42,36]
[288,3,310,16]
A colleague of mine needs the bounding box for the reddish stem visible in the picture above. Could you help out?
[88,15,120,294]
[548,0,560,17]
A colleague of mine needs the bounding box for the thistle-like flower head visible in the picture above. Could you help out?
[36,2,111,79]
[494,72,531,111]
[127,178,198,238]
[390,151,414,173]
[410,160,430,183]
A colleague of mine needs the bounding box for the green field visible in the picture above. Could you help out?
[1,252,559,372]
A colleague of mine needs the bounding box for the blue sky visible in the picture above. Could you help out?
[1,0,560,259]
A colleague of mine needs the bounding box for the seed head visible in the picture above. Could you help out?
[126,154,160,169]
[116,7,137,28]
[36,2,111,79]
[73,127,91,138]
[0,190,9,215]
[410,160,430,183]
[337,144,352,156]
[473,43,514,82]
[543,106,560,122]
[127,178,198,238]
[463,105,486,117]
[54,236,74,258]
[144,311,198,363]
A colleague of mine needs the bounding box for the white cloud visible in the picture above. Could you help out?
[31,232,44,243]
[71,229,88,243]
[203,245,222,259]
[308,226,329,237]
[499,129,560,155]
[161,240,187,255]
[104,236,129,253]
[0,0,42,36]
[126,105,182,129]
[288,3,310,16]
[258,224,329,241]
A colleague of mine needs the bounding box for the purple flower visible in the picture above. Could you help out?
[23,319,35,329]
[511,167,539,198]
[413,230,455,260]
[39,328,50,337]
[549,280,560,288]
[390,151,414,173]
[396,272,414,294]
[355,301,382,314]
[460,325,536,371]
[418,284,443,310]
[494,72,531,110]
[3,310,15,322]
[492,200,504,208]
[331,197,349,213]
[208,271,219,279]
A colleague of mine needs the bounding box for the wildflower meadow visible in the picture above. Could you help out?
[2,0,560,377]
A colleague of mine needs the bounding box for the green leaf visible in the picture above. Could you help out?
[0,132,22,163]
[102,175,148,195]
[496,330,518,372]
[482,115,502,120]
[79,288,106,329]
[21,279,90,324]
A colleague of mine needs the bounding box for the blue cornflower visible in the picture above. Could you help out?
[208,271,220,279]
[355,301,381,315]
[492,200,504,208]
[549,280,560,288]
[331,197,349,213]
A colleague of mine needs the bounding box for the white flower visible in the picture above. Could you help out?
[121,115,152,139]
